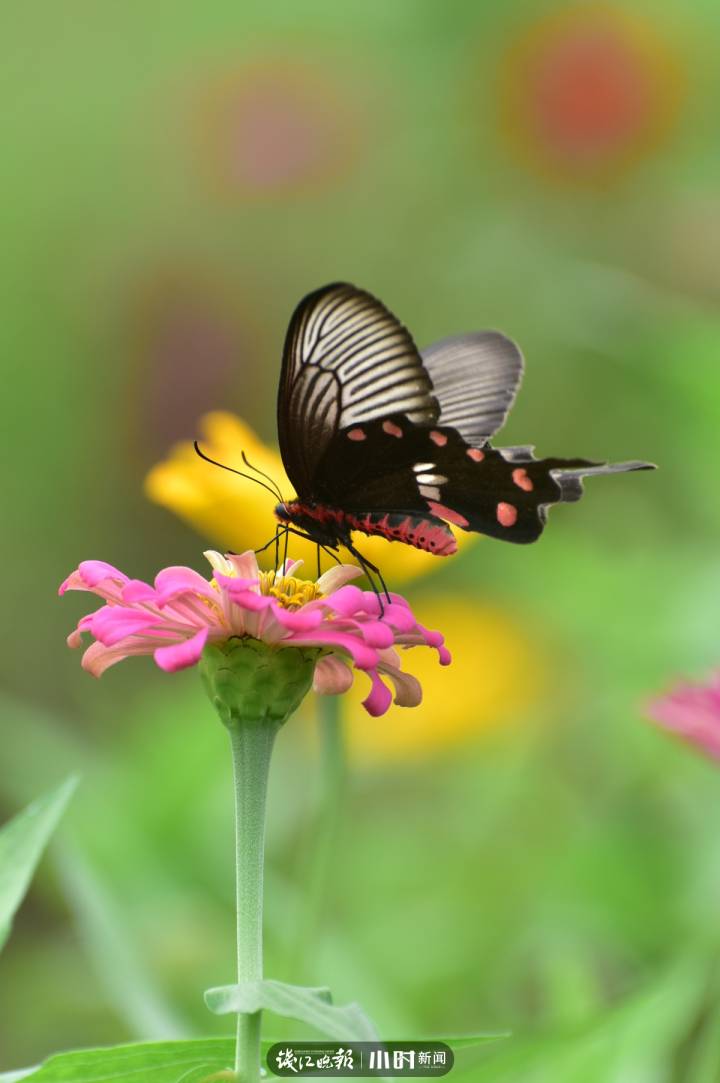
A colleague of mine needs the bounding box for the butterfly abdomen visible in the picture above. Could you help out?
[342,510,457,555]
[276,500,457,555]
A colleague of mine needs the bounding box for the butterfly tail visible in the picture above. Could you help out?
[549,459,655,504]
[439,445,655,544]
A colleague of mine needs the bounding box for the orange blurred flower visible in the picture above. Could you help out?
[145,411,475,583]
[497,5,685,186]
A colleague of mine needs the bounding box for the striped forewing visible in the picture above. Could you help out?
[278,283,438,494]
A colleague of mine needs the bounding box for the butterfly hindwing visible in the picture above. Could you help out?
[420,331,524,445]
[311,415,650,547]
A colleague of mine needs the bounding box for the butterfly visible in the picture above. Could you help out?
[268,282,653,575]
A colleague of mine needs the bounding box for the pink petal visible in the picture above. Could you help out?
[313,655,354,696]
[220,586,323,633]
[288,630,379,670]
[87,606,159,647]
[379,603,418,633]
[221,587,275,612]
[417,624,452,665]
[59,561,130,601]
[154,566,218,606]
[325,585,366,617]
[122,579,158,604]
[213,574,266,598]
[154,627,209,673]
[270,604,326,632]
[362,669,393,717]
[81,639,157,677]
[354,620,395,649]
[226,551,260,580]
[77,560,129,588]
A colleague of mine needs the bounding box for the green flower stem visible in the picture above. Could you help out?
[229,719,279,1083]
[200,638,318,1082]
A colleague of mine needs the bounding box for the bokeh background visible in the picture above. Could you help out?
[3,1,720,1078]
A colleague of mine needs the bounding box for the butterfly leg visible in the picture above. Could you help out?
[254,527,288,566]
[344,542,391,609]
[319,544,342,567]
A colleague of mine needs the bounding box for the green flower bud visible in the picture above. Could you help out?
[199,637,319,730]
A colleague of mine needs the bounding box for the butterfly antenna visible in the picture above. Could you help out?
[240,451,284,503]
[193,441,281,502]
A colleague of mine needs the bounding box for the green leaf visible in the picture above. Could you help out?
[56,847,185,1040]
[443,1033,511,1049]
[205,979,380,1041]
[0,776,78,951]
[0,1070,39,1082]
[0,1039,238,1082]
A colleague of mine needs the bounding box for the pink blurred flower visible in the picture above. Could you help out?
[195,57,363,198]
[60,550,450,718]
[647,672,720,761]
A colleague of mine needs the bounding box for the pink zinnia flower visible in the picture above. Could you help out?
[647,671,720,761]
[60,550,450,718]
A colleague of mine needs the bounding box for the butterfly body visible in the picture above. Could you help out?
[274,282,653,555]
[275,499,457,555]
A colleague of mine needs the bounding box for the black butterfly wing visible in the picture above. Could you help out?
[407,433,653,544]
[420,331,524,444]
[277,282,653,548]
[313,415,652,546]
[277,282,438,497]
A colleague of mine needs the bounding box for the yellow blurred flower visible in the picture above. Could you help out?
[145,411,474,583]
[497,5,685,187]
[341,593,544,763]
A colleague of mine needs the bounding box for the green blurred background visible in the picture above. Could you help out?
[3,1,720,1078]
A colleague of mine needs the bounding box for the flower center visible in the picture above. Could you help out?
[258,570,323,609]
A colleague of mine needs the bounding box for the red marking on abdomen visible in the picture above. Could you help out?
[382,420,403,438]
[497,502,518,527]
[430,430,447,446]
[347,427,366,441]
[512,467,533,491]
[427,501,469,528]
[345,511,457,556]
[278,501,456,556]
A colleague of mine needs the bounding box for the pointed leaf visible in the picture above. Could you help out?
[443,1033,511,1049]
[56,847,185,1040]
[0,1039,242,1082]
[0,777,78,951]
[205,979,380,1041]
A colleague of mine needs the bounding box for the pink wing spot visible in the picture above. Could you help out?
[427,501,469,528]
[347,428,366,441]
[497,502,518,527]
[430,430,447,446]
[467,447,485,462]
[382,420,403,438]
[512,467,534,492]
